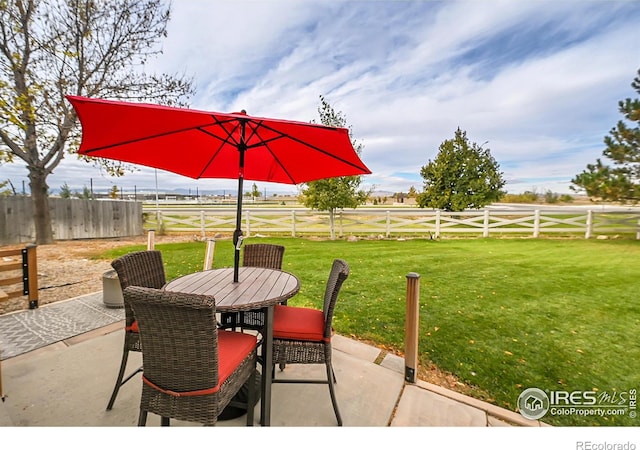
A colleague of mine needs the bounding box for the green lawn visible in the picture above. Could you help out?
[98,236,640,426]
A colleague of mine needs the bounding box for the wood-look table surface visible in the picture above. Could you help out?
[164,266,300,426]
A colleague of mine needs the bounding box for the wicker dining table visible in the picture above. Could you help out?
[163,266,300,426]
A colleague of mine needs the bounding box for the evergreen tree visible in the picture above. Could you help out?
[572,68,640,202]
[77,186,93,200]
[59,183,72,199]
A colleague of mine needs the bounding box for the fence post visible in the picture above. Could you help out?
[200,210,206,238]
[585,210,593,239]
[386,210,391,238]
[291,210,296,237]
[245,210,251,237]
[405,272,420,383]
[203,239,215,271]
[23,244,39,309]
[147,229,155,250]
[533,210,540,238]
[483,210,490,237]
[435,210,441,238]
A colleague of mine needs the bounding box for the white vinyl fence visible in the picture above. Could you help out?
[144,207,640,239]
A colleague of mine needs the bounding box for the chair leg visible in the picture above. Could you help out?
[138,410,147,426]
[326,362,343,426]
[107,345,143,411]
[246,369,256,426]
[161,417,170,426]
[106,348,130,410]
[238,311,244,332]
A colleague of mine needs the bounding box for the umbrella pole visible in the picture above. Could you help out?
[234,120,247,283]
[233,174,244,283]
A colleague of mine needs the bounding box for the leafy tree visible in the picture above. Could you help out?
[544,190,559,204]
[108,185,119,199]
[0,0,194,244]
[417,128,505,211]
[571,68,640,203]
[300,95,369,239]
[407,186,418,198]
[522,190,540,203]
[59,183,72,199]
[559,194,574,203]
[250,183,260,202]
[0,180,12,196]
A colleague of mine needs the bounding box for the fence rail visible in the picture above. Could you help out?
[144,207,640,239]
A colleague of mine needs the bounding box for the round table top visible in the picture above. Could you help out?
[164,266,300,312]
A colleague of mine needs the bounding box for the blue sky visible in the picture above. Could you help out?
[4,0,640,196]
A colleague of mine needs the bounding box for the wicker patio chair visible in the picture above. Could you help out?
[219,243,285,331]
[271,258,349,426]
[125,286,258,426]
[106,250,166,411]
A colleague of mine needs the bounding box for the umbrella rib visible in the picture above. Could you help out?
[249,120,370,178]
[80,124,220,154]
[261,140,298,183]
[194,116,246,178]
[242,120,298,182]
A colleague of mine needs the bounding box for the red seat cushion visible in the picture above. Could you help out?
[141,330,257,398]
[273,305,326,342]
[126,320,139,333]
[217,330,257,386]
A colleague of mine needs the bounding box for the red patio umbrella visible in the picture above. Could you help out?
[66,95,371,281]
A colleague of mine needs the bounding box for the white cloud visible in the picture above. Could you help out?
[5,0,639,196]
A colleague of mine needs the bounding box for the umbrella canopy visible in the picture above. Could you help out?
[67,95,371,281]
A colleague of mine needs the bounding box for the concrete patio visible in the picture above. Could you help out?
[0,292,543,428]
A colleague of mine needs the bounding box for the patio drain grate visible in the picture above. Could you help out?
[0,292,123,360]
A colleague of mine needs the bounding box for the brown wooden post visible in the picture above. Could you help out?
[147,229,155,250]
[405,272,420,383]
[24,244,38,309]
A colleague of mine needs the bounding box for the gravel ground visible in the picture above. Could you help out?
[0,234,196,314]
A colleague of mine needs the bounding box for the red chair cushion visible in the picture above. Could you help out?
[273,305,325,342]
[126,320,139,333]
[217,330,258,386]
